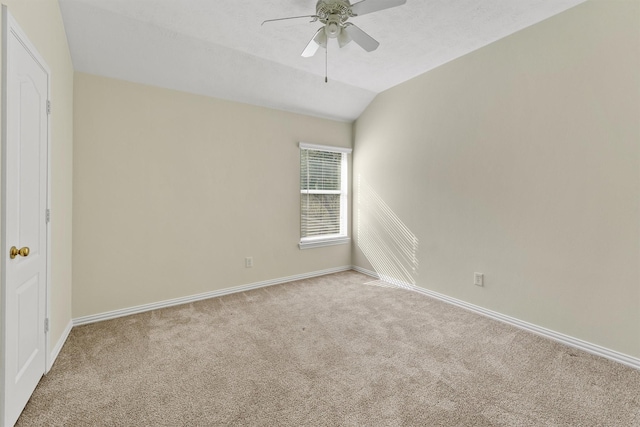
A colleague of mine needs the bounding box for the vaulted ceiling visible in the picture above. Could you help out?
[59,0,586,121]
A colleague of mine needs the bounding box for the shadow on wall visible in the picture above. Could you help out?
[357,175,419,288]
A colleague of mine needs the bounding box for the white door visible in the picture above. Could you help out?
[1,7,50,427]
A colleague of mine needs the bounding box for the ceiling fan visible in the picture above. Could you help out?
[263,0,407,60]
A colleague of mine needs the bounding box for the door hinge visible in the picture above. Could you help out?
[46,208,51,223]
[47,100,51,115]
[45,318,50,333]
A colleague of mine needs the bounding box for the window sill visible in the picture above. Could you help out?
[299,237,351,250]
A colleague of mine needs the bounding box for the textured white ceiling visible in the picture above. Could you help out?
[59,0,586,121]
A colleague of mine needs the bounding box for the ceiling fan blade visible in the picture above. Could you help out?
[262,15,319,26]
[344,24,379,52]
[350,0,406,17]
[301,28,328,57]
[338,28,352,48]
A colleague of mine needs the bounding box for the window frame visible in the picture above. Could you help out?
[299,142,352,250]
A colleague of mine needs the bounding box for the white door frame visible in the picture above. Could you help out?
[1,5,52,424]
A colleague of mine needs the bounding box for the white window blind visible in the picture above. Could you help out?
[299,143,352,249]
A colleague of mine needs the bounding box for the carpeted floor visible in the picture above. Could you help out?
[17,271,640,426]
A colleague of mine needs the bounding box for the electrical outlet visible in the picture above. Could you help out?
[474,272,484,287]
[245,257,253,268]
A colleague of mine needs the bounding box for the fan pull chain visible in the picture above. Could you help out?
[325,42,328,83]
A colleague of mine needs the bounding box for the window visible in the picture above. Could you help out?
[299,142,352,249]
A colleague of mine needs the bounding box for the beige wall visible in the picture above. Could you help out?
[353,0,640,358]
[72,73,352,317]
[0,0,74,354]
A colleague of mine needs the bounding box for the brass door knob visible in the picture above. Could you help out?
[9,246,30,259]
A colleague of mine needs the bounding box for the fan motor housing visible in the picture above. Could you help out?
[316,0,352,24]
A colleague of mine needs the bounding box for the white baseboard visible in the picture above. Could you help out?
[73,266,353,326]
[351,265,379,278]
[47,319,73,372]
[352,266,640,371]
[69,264,639,370]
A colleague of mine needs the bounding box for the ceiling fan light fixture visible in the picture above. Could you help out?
[338,29,352,48]
[325,20,341,38]
[318,31,328,48]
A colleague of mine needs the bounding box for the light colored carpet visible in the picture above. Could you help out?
[17,271,640,426]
